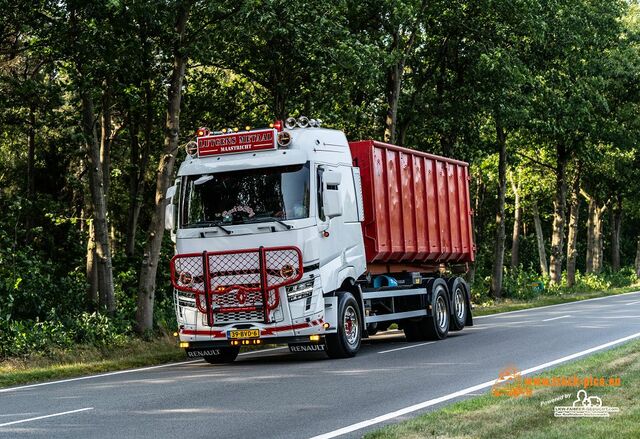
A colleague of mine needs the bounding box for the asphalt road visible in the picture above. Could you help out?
[2,291,640,439]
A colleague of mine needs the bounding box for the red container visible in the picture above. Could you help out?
[349,140,475,267]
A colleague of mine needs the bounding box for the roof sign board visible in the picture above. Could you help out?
[197,129,276,157]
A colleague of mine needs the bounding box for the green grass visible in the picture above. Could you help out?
[365,339,640,439]
[0,336,186,388]
[473,284,639,317]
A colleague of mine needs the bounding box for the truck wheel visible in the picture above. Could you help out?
[325,292,362,358]
[424,279,450,340]
[449,277,468,331]
[402,279,450,341]
[203,346,240,364]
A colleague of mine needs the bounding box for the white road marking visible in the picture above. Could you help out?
[0,360,201,394]
[0,346,290,394]
[625,300,640,306]
[542,315,571,322]
[378,342,436,354]
[0,407,93,428]
[308,331,640,439]
[473,290,640,320]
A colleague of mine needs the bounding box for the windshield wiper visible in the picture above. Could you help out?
[243,216,293,230]
[188,221,232,235]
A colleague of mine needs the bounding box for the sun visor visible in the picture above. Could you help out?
[178,149,308,176]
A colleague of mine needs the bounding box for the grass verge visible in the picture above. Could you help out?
[365,338,640,439]
[473,284,639,316]
[0,335,185,389]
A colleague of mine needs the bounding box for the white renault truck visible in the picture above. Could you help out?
[165,117,474,363]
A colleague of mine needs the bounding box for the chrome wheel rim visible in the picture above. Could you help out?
[344,305,359,346]
[435,294,448,331]
[454,287,466,321]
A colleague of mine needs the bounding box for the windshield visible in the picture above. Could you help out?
[181,162,311,227]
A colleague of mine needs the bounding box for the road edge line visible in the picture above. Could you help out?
[0,407,94,428]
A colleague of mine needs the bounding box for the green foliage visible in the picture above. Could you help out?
[0,313,130,358]
[472,267,638,305]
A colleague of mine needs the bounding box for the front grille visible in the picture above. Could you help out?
[213,309,264,323]
[212,289,263,308]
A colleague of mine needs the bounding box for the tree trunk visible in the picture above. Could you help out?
[85,218,98,308]
[81,89,115,314]
[25,105,36,243]
[383,51,402,144]
[125,76,153,257]
[101,81,112,198]
[566,166,581,287]
[125,113,142,257]
[490,116,507,298]
[592,207,605,274]
[584,193,608,275]
[549,146,568,284]
[610,196,622,272]
[136,2,192,334]
[532,201,548,276]
[509,171,521,270]
[382,3,425,143]
[586,199,595,273]
[635,237,640,277]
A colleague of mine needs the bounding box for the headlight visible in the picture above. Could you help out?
[286,280,314,302]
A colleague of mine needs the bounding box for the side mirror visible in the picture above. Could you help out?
[166,185,177,200]
[165,204,174,231]
[165,185,177,231]
[322,171,343,218]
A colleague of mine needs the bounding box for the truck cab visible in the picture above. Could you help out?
[166,119,368,362]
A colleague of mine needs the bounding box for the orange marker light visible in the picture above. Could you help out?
[196,127,209,137]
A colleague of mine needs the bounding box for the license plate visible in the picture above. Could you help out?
[228,329,260,339]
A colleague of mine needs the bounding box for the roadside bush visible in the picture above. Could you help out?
[66,312,131,347]
[0,313,133,359]
[0,319,73,358]
[471,267,638,305]
[501,267,545,300]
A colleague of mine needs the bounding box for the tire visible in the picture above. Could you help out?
[325,292,362,358]
[448,277,468,331]
[402,279,450,341]
[202,346,240,364]
[424,279,450,340]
